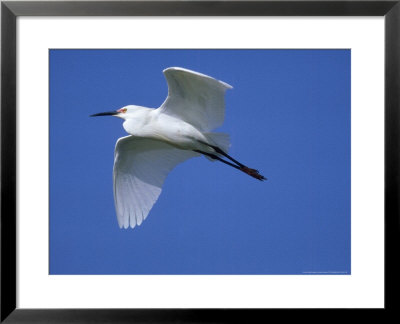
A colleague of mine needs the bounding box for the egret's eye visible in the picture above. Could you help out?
[117,108,127,113]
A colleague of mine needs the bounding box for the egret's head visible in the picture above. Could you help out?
[90,106,132,119]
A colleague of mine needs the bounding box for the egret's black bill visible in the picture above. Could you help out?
[90,111,118,117]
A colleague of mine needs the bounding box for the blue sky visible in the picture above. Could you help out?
[49,49,350,274]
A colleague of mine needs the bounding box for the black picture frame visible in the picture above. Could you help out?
[1,0,399,322]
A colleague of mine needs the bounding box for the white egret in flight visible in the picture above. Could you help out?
[91,67,266,229]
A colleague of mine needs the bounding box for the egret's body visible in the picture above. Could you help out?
[91,67,265,229]
[122,106,210,152]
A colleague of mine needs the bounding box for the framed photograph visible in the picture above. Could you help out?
[1,0,399,322]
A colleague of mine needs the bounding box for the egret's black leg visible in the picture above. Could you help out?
[194,149,267,181]
[197,141,267,181]
[194,150,240,170]
[198,141,246,168]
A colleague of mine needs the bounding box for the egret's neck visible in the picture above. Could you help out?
[122,105,155,136]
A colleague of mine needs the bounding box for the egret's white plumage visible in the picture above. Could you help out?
[160,67,232,131]
[91,67,265,229]
[113,136,199,229]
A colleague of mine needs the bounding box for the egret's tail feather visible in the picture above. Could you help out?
[204,132,231,154]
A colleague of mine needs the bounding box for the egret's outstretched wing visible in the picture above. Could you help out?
[159,67,232,132]
[113,136,199,229]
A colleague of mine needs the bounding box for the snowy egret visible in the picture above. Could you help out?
[91,67,266,229]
